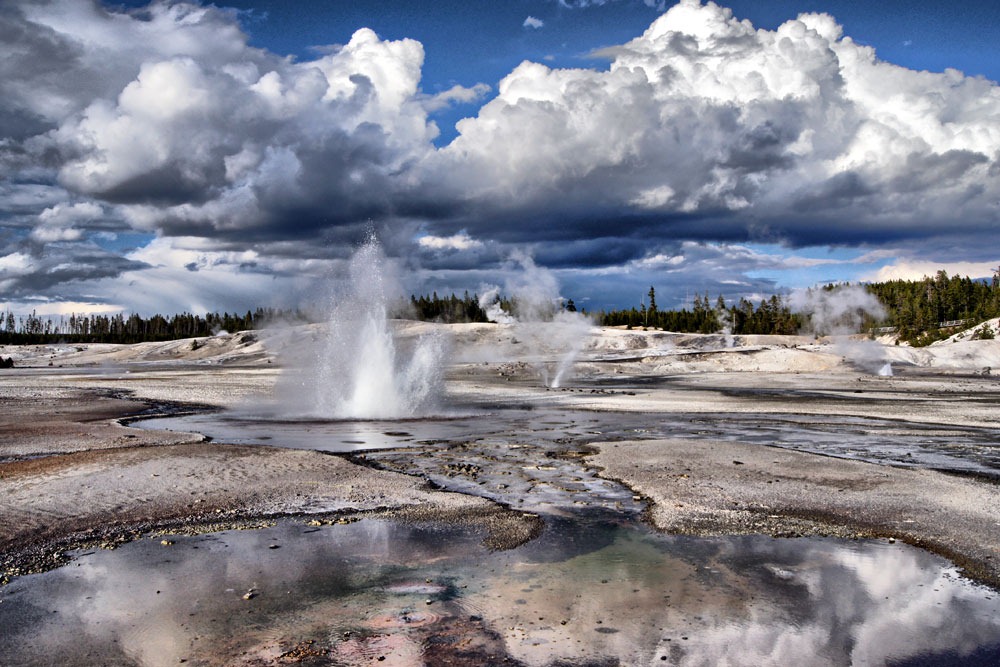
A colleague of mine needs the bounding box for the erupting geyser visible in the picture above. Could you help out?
[304,233,444,419]
[478,252,593,389]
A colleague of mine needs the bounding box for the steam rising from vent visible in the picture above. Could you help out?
[790,285,892,375]
[789,285,886,336]
[478,286,515,325]
[479,252,593,388]
[283,233,444,419]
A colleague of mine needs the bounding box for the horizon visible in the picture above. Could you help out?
[2,0,999,318]
[5,268,999,326]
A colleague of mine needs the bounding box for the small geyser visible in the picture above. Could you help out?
[478,252,593,389]
[791,284,893,376]
[299,233,444,419]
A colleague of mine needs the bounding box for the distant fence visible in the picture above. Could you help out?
[869,320,971,335]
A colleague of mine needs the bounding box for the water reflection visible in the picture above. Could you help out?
[1,518,998,666]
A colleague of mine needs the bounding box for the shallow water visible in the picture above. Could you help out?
[17,375,1000,664]
[144,405,1000,479]
[2,517,998,666]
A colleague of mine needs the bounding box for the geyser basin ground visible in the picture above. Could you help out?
[2,324,1000,664]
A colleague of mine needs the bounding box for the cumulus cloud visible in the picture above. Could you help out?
[77,236,328,315]
[424,0,1000,256]
[523,16,545,30]
[634,242,846,273]
[2,0,999,314]
[4,1,439,239]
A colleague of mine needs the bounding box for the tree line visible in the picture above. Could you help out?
[597,270,1000,345]
[3,270,997,347]
[867,270,1000,344]
[403,292,491,323]
[0,307,307,345]
[400,292,583,322]
[598,291,802,335]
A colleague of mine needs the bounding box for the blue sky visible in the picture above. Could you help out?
[2,0,998,316]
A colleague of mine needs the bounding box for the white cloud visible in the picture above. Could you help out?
[0,300,125,317]
[630,185,676,209]
[0,252,33,276]
[634,253,685,269]
[30,202,104,243]
[29,226,85,244]
[523,16,545,30]
[863,259,1000,282]
[37,202,102,225]
[428,0,1000,245]
[417,232,484,251]
[422,83,492,112]
[633,242,846,273]
[9,3,437,236]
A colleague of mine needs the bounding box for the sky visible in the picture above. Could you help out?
[2,0,999,317]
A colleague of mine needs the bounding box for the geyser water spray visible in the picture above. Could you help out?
[306,233,444,419]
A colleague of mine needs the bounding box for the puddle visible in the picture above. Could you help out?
[1,517,998,666]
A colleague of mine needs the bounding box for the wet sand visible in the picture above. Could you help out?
[2,324,1000,593]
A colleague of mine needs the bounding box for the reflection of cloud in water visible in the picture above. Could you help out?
[1,521,998,665]
[631,539,1000,666]
[468,530,1000,665]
